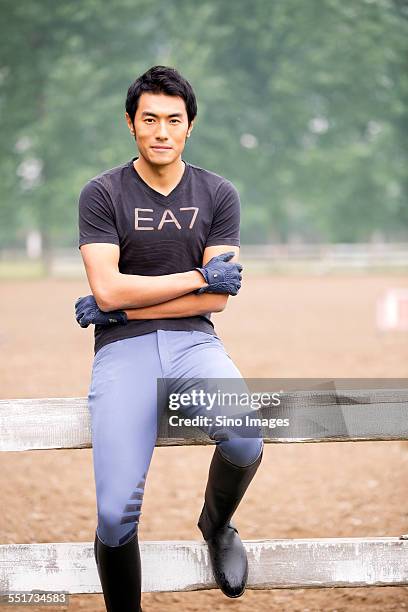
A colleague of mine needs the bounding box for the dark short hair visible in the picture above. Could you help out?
[125,65,197,127]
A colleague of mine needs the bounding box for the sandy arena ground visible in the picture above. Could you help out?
[1,274,408,611]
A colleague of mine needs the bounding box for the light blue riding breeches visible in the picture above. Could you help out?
[88,330,264,547]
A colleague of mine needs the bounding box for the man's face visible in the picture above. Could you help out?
[126,92,193,166]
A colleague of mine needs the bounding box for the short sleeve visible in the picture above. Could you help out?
[205,180,241,247]
[78,179,120,249]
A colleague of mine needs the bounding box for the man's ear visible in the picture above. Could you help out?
[125,113,136,139]
[187,120,194,138]
[125,112,135,133]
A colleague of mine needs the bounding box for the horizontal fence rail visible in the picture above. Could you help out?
[2,243,408,262]
[2,243,408,278]
[241,243,408,263]
[1,388,408,451]
[1,538,408,595]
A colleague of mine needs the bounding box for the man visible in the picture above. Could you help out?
[76,65,263,611]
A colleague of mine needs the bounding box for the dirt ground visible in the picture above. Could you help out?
[1,274,408,612]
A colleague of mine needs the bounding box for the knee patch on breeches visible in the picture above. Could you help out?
[98,472,147,547]
[217,437,264,467]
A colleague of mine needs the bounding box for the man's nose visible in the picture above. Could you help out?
[156,120,169,139]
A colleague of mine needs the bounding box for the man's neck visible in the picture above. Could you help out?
[133,155,185,196]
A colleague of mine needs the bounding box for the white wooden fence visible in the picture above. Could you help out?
[2,243,408,277]
[1,388,408,596]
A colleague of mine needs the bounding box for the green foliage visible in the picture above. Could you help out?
[0,0,407,248]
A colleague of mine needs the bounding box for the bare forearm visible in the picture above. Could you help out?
[124,292,228,319]
[98,270,207,311]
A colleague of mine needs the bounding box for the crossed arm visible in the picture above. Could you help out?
[79,243,240,319]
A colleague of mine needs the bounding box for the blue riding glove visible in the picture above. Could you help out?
[195,251,243,295]
[75,295,128,328]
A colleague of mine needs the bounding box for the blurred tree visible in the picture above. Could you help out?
[0,0,407,270]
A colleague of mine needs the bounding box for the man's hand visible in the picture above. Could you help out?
[195,251,243,295]
[75,295,128,328]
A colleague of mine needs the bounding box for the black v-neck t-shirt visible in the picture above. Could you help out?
[78,156,241,355]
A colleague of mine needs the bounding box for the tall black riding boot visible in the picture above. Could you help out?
[94,529,143,612]
[197,445,263,598]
